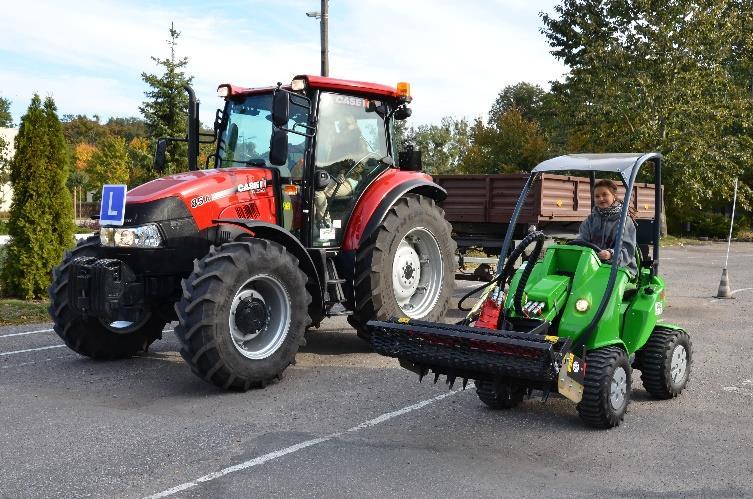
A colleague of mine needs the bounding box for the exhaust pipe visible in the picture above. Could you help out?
[184,84,199,171]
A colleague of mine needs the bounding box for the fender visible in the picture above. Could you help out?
[213,219,325,323]
[342,171,447,251]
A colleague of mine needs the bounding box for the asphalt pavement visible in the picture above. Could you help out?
[1,242,752,498]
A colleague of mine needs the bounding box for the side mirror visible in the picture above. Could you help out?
[398,146,422,171]
[269,129,288,166]
[272,90,290,128]
[228,123,239,151]
[153,139,167,172]
[394,107,412,121]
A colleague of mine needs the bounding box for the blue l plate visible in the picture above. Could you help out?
[99,184,127,226]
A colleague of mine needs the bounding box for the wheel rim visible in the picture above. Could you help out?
[391,227,443,318]
[609,366,628,411]
[670,344,688,387]
[229,274,291,360]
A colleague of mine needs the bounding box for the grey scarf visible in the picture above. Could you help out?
[596,201,622,221]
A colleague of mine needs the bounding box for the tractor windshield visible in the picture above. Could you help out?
[217,93,308,176]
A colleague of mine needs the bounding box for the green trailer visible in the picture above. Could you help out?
[367,153,691,428]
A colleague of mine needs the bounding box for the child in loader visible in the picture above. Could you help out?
[577,179,638,276]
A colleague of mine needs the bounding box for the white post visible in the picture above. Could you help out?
[724,178,738,270]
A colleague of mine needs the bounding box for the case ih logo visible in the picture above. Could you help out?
[237,178,267,193]
[334,95,366,107]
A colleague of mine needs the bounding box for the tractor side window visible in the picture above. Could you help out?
[218,94,308,178]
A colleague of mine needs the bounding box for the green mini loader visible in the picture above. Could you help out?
[366,153,691,428]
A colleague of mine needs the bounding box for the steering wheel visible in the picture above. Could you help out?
[329,152,379,198]
[567,239,603,254]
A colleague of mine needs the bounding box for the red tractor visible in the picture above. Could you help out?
[49,75,456,390]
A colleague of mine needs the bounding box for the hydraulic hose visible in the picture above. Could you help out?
[457,230,546,313]
[512,232,546,317]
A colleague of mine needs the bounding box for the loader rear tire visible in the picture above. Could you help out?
[637,328,692,399]
[48,237,166,359]
[476,380,526,410]
[349,194,456,341]
[174,239,310,391]
[576,346,631,429]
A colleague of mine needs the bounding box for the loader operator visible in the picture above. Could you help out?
[577,179,638,276]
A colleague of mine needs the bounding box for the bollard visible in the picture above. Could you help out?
[715,268,733,299]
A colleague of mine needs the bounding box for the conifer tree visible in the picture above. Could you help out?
[0,96,12,127]
[1,95,74,298]
[140,23,193,174]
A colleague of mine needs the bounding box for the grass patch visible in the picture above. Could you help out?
[0,299,50,326]
[660,235,705,247]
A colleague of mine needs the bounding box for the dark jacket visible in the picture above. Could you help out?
[577,204,637,277]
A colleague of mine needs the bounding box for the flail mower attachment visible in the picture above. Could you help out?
[368,317,572,389]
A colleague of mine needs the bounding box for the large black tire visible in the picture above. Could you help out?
[637,327,692,399]
[476,380,526,410]
[174,239,311,391]
[349,194,456,339]
[48,237,166,359]
[576,346,631,429]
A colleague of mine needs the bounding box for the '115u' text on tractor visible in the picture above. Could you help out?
[49,76,456,390]
[367,153,692,428]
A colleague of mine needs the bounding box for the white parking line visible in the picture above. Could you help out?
[144,387,468,499]
[0,328,54,339]
[0,344,66,357]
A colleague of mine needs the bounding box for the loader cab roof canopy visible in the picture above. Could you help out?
[217,75,401,100]
[533,153,659,184]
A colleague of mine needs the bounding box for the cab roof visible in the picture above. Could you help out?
[218,75,400,100]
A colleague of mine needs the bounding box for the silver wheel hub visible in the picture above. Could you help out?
[391,227,443,319]
[670,344,688,387]
[229,274,291,360]
[609,366,628,411]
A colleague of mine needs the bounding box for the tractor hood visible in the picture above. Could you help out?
[125,167,277,229]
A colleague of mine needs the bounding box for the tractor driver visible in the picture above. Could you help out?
[576,179,638,276]
[312,114,370,228]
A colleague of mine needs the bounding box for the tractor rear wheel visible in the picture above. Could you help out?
[637,327,692,399]
[576,346,631,428]
[174,239,310,391]
[476,380,526,409]
[48,237,166,359]
[349,194,455,340]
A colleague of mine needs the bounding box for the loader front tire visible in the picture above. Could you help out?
[637,328,692,399]
[476,380,526,410]
[576,346,631,429]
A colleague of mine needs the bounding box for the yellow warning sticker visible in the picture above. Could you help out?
[545,335,559,343]
[398,317,410,324]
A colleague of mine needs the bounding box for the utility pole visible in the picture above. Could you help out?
[306,0,329,77]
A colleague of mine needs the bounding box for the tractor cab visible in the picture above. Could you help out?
[209,76,415,249]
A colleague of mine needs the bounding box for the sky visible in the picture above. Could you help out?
[0,0,567,128]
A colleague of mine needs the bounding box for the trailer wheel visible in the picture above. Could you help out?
[349,194,456,340]
[476,380,526,409]
[576,346,631,428]
[48,237,166,359]
[174,239,310,391]
[637,328,692,399]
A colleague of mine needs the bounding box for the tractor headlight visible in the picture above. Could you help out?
[575,298,590,313]
[100,224,163,248]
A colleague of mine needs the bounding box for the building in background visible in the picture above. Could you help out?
[0,127,18,213]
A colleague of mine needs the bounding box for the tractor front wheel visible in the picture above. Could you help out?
[576,346,631,428]
[637,328,692,399]
[174,239,310,391]
[349,194,456,340]
[48,237,166,359]
[476,380,526,410]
